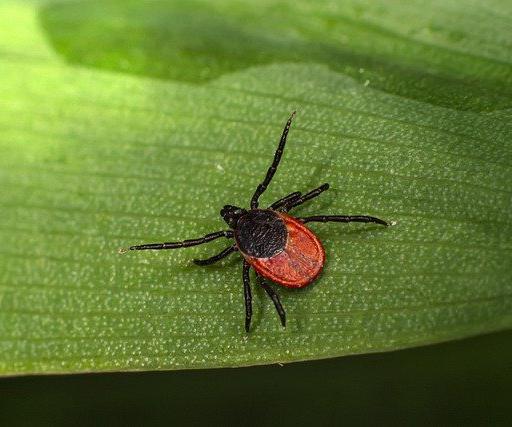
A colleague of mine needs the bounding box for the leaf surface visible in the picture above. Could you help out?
[0,0,511,375]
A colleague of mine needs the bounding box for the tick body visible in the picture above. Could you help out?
[121,112,388,332]
[235,210,325,288]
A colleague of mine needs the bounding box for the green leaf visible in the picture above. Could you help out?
[40,0,512,111]
[0,0,511,375]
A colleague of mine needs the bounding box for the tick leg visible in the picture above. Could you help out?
[269,191,302,210]
[251,112,296,209]
[256,275,286,328]
[120,230,234,253]
[284,183,330,212]
[300,215,388,226]
[243,261,252,333]
[193,245,238,266]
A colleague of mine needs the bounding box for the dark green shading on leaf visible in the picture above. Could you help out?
[1,330,512,425]
[40,0,512,111]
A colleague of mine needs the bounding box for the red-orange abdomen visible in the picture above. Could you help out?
[243,213,325,288]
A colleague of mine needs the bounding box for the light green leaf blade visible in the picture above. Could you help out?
[0,0,511,375]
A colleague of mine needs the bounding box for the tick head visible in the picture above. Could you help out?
[220,205,247,228]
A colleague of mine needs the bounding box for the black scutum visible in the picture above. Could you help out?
[235,210,287,258]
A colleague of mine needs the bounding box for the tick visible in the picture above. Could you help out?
[120,112,388,332]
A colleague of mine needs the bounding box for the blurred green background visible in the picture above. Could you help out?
[1,330,511,426]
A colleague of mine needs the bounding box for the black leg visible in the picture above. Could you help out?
[300,215,388,226]
[269,191,302,210]
[257,275,286,328]
[284,183,329,211]
[243,261,252,332]
[120,230,234,253]
[193,244,238,266]
[251,111,296,209]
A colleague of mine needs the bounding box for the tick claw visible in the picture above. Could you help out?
[118,247,129,254]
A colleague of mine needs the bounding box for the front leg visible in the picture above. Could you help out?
[269,191,302,211]
[250,112,296,209]
[284,183,329,211]
[121,230,234,252]
[242,261,252,332]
